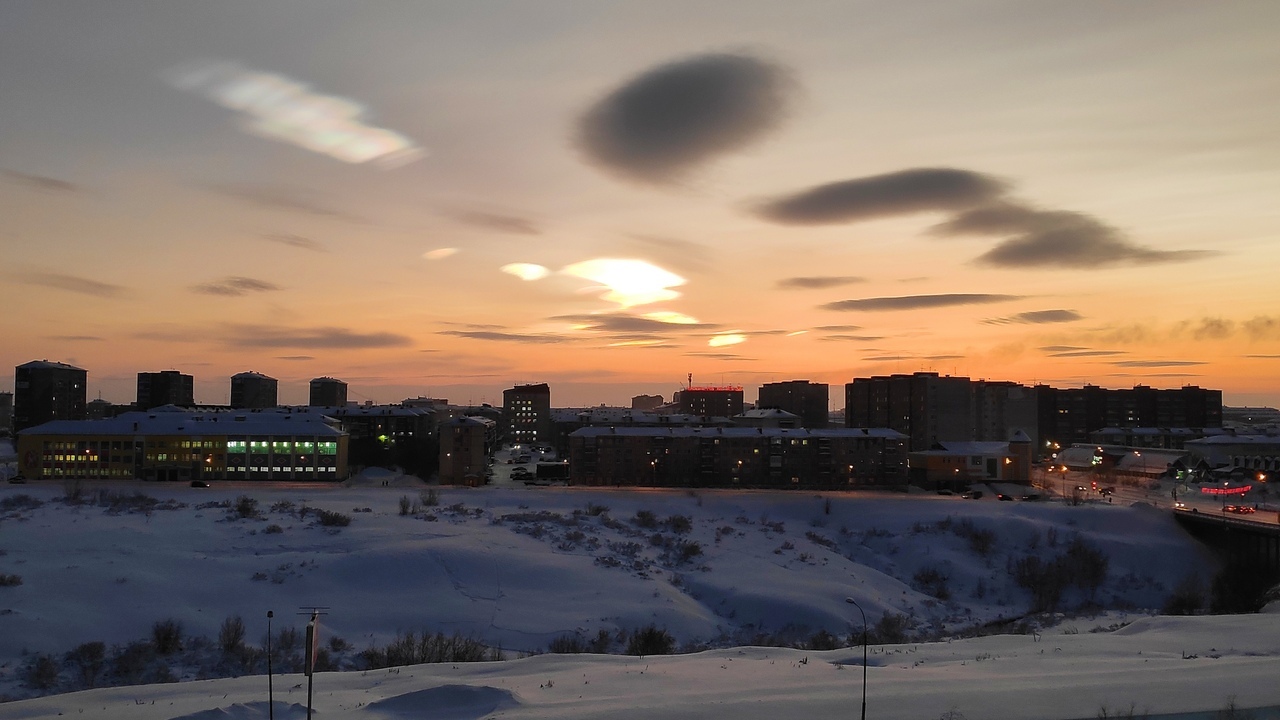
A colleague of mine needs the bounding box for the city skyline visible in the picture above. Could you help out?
[3,2,1278,408]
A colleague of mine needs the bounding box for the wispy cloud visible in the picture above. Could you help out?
[578,53,793,184]
[556,313,718,333]
[1039,345,1088,353]
[936,202,1212,268]
[821,334,884,342]
[814,325,863,332]
[263,233,326,252]
[1112,360,1206,368]
[192,276,281,296]
[756,168,1006,225]
[275,355,314,361]
[822,293,1021,311]
[984,309,1082,325]
[448,209,541,235]
[776,276,866,290]
[226,325,412,349]
[208,184,365,223]
[1243,316,1280,340]
[438,330,568,344]
[4,170,80,193]
[21,272,125,298]
[1049,350,1127,358]
[47,335,105,342]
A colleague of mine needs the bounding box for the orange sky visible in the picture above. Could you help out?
[2,2,1277,408]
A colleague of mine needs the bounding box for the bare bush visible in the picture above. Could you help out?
[625,625,675,656]
[218,615,246,655]
[152,619,183,655]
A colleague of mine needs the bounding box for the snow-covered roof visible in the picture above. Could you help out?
[231,370,275,380]
[734,408,799,420]
[1186,434,1280,447]
[569,426,905,440]
[18,410,344,437]
[935,441,1012,456]
[16,360,84,371]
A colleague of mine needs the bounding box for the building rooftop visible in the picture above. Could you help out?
[17,360,85,371]
[17,410,344,437]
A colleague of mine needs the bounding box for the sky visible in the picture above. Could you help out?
[2,1,1278,408]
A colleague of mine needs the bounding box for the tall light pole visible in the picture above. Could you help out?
[266,610,274,720]
[845,597,867,720]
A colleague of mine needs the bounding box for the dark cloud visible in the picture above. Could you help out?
[47,335,105,342]
[984,309,1083,325]
[821,335,884,342]
[1245,354,1280,359]
[822,293,1021,312]
[1112,360,1206,368]
[923,355,964,360]
[1190,317,1234,340]
[863,355,913,362]
[439,321,509,331]
[192,276,281,296]
[5,170,80,193]
[438,330,567,344]
[814,325,863,332]
[275,355,314,361]
[22,272,125,298]
[936,202,1212,268]
[1049,350,1127,358]
[227,325,412,349]
[448,210,541,236]
[555,313,719,333]
[208,184,365,223]
[1243,316,1280,340]
[685,352,754,360]
[1039,345,1088,353]
[578,53,793,184]
[755,168,1006,225]
[776,276,867,290]
[263,233,326,252]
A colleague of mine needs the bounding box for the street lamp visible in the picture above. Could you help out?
[844,597,867,720]
[266,610,274,720]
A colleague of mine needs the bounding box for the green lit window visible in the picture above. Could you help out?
[297,441,315,452]
[227,441,247,454]
[250,441,269,450]
[273,441,292,452]
[318,441,338,456]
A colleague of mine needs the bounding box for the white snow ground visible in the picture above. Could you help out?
[2,469,1275,719]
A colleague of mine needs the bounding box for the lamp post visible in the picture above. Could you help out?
[266,610,274,720]
[844,597,867,720]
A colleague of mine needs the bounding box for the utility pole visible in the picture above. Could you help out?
[300,607,330,720]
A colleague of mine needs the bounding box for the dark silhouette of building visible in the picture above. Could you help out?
[14,360,86,433]
[631,394,664,410]
[439,416,489,485]
[0,391,12,433]
[230,371,278,409]
[137,370,195,409]
[758,380,829,428]
[326,404,437,477]
[504,383,551,446]
[309,377,348,407]
[1036,384,1222,452]
[845,372,1038,452]
[675,385,744,419]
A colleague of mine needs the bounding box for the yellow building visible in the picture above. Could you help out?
[16,408,348,482]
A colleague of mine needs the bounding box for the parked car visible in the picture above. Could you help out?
[190,479,210,488]
[7,474,27,484]
[997,493,1013,501]
[961,490,983,499]
[1225,505,1256,515]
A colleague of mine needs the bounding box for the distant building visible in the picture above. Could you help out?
[0,391,11,433]
[631,394,664,411]
[439,416,489,486]
[568,426,907,489]
[14,360,87,433]
[321,404,437,477]
[1037,384,1222,452]
[503,383,551,446]
[137,370,195,410]
[16,408,348,482]
[733,408,801,429]
[757,380,829,428]
[86,398,115,420]
[230,371,278,409]
[309,377,348,407]
[907,430,1034,489]
[675,385,744,419]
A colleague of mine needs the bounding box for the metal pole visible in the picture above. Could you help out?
[267,611,274,720]
[845,597,867,720]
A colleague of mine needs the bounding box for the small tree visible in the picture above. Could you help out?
[625,625,675,656]
[219,615,246,655]
[66,641,106,688]
[152,619,183,655]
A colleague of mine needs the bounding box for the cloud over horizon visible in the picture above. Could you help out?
[227,325,412,349]
[20,272,126,298]
[448,209,541,236]
[5,169,80,193]
[776,275,867,290]
[438,330,568,344]
[578,53,793,184]
[821,293,1022,312]
[263,233,326,252]
[984,309,1083,325]
[192,276,281,296]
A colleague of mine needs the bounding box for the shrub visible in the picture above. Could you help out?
[676,540,703,563]
[585,503,609,516]
[548,634,588,654]
[864,612,912,645]
[0,573,22,587]
[1163,573,1205,615]
[398,495,413,516]
[153,619,183,655]
[625,624,675,656]
[219,615,246,655]
[110,640,155,684]
[270,500,295,513]
[421,489,440,507]
[25,653,59,690]
[66,641,106,687]
[913,566,951,600]
[807,629,840,651]
[666,515,692,533]
[233,495,260,519]
[0,494,43,512]
[633,509,658,528]
[263,524,284,535]
[317,509,351,527]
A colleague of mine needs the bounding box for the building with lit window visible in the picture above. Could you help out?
[230,371,278,409]
[757,380,829,428]
[674,385,744,419]
[137,370,195,410]
[567,426,907,489]
[439,416,490,486]
[503,383,551,446]
[14,360,87,433]
[16,408,348,482]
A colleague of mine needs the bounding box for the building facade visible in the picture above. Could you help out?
[14,360,87,433]
[757,380,829,428]
[567,426,907,489]
[309,377,348,407]
[845,372,1032,452]
[230,371,278,409]
[137,370,195,410]
[503,383,551,446]
[1037,384,1222,452]
[675,386,744,419]
[16,409,348,482]
[439,416,489,485]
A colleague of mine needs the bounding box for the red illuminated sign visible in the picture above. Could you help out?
[1200,486,1251,496]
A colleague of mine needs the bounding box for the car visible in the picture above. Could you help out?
[190,479,210,488]
[1099,486,1115,496]
[7,474,27,484]
[961,490,983,499]
[1174,501,1187,509]
[1225,505,1256,515]
[936,489,954,496]
[997,493,1013,501]
[1020,494,1043,501]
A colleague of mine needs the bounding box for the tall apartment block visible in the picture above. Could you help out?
[1036,384,1222,451]
[757,380,829,428]
[136,370,195,409]
[13,360,87,432]
[503,383,551,446]
[229,371,278,409]
[674,385,744,419]
[309,377,348,407]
